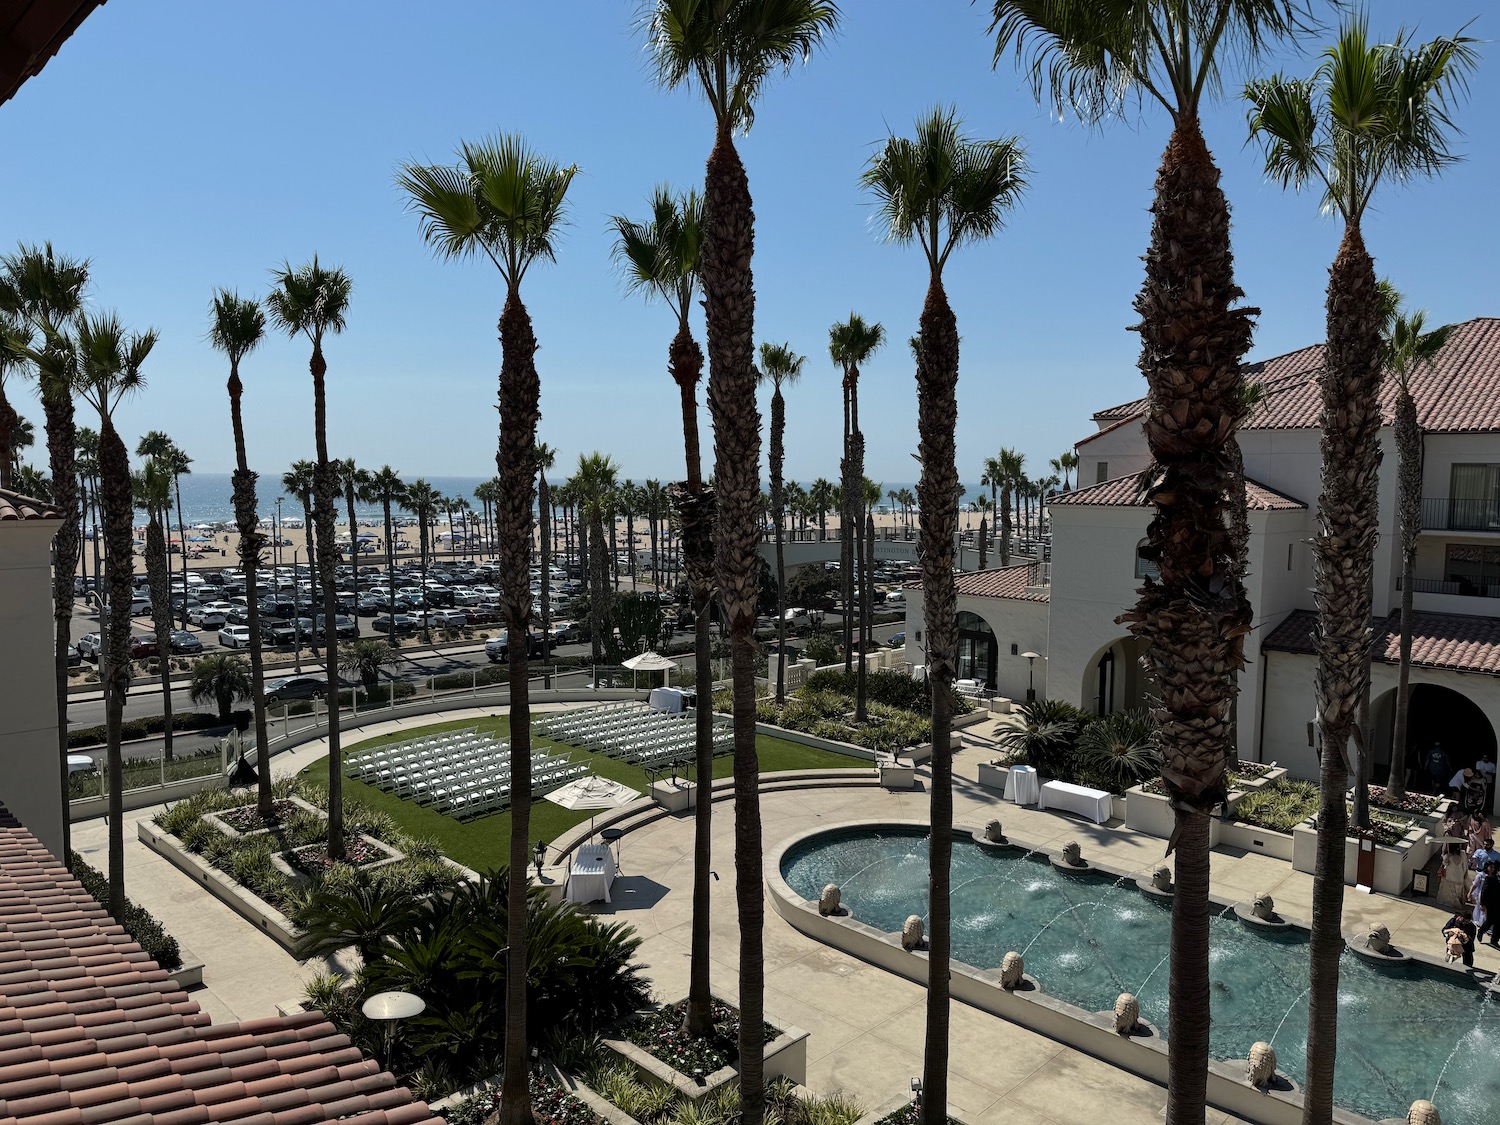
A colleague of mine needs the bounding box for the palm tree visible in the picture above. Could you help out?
[863,105,1027,1125]
[992,4,1308,1118]
[1246,27,1475,1113]
[533,444,558,661]
[75,311,156,916]
[338,637,401,699]
[283,462,319,661]
[641,478,667,588]
[368,466,407,645]
[210,289,274,816]
[339,458,371,638]
[645,8,839,1106]
[139,432,193,629]
[133,460,176,761]
[756,342,805,706]
[997,447,1024,566]
[267,256,353,862]
[829,314,886,675]
[189,652,252,724]
[898,486,916,535]
[399,132,577,1125]
[0,312,29,492]
[973,495,994,571]
[1381,298,1450,800]
[75,426,100,600]
[573,453,619,663]
[810,477,835,541]
[13,463,49,498]
[1057,449,1078,491]
[0,243,90,862]
[404,478,440,642]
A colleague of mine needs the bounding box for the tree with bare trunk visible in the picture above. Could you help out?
[756,342,805,706]
[367,465,407,648]
[828,313,884,678]
[863,105,1027,1125]
[133,461,177,763]
[399,132,576,1125]
[1245,19,1476,1120]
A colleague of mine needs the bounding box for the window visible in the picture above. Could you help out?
[1446,544,1500,596]
[1096,461,1109,484]
[1449,465,1500,530]
[1135,539,1159,581]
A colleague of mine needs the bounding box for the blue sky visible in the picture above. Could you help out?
[1,0,1494,491]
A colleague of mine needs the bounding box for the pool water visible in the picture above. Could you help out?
[781,827,1500,1124]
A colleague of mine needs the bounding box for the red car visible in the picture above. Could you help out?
[129,635,160,659]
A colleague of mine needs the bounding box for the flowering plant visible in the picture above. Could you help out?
[290,837,384,875]
[621,999,778,1077]
[1365,785,1442,815]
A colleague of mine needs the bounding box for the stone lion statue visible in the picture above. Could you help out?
[1060,840,1083,867]
[984,819,1006,843]
[1408,1100,1441,1125]
[901,914,925,951]
[1247,1041,1277,1089]
[818,884,841,917]
[1151,864,1172,892]
[1000,951,1024,989]
[1113,993,1139,1035]
[1366,923,1391,955]
[1252,893,1276,920]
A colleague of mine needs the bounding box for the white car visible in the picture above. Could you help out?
[218,624,252,648]
[884,590,906,606]
[188,605,227,628]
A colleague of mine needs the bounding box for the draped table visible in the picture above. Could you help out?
[1005,764,1040,806]
[566,845,617,904]
[1038,780,1113,824]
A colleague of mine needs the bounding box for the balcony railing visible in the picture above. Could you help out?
[1396,576,1500,599]
[1421,497,1500,532]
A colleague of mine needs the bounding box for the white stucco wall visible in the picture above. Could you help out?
[902,587,1050,702]
[1075,418,1150,489]
[0,519,65,857]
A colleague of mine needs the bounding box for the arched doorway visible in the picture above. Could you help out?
[1082,636,1151,716]
[1370,683,1497,803]
[956,611,998,690]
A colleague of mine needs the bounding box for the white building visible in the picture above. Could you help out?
[0,487,66,857]
[905,317,1500,795]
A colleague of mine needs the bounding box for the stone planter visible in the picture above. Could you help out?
[879,764,916,790]
[1125,768,1292,853]
[1292,820,1434,896]
[651,778,695,813]
[603,998,808,1102]
[853,1094,974,1125]
[204,795,322,840]
[976,761,1010,794]
[1218,818,1296,861]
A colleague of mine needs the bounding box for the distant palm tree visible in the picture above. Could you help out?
[403,478,440,642]
[1246,23,1476,1113]
[268,256,353,862]
[973,495,994,571]
[573,453,620,663]
[137,433,191,627]
[997,447,1024,566]
[282,461,319,659]
[756,342,805,706]
[339,458,371,638]
[75,426,100,601]
[829,314,886,674]
[473,478,497,564]
[76,311,156,916]
[13,462,49,497]
[189,652,252,724]
[810,477,835,541]
[1,243,90,861]
[1058,450,1078,492]
[367,466,406,645]
[0,311,29,491]
[863,105,1027,1125]
[133,459,177,761]
[640,478,667,589]
[399,131,577,1125]
[209,289,273,816]
[536,443,557,660]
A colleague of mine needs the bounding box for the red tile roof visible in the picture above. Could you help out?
[0,488,60,522]
[0,805,442,1125]
[1093,318,1500,433]
[1262,608,1500,676]
[905,562,1051,603]
[1049,473,1306,511]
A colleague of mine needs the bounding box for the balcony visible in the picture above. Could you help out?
[1396,577,1500,600]
[1421,497,1500,533]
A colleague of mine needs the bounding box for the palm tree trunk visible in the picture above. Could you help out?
[590,516,608,662]
[771,388,788,706]
[539,471,552,662]
[1388,390,1421,798]
[99,421,133,917]
[915,274,961,1125]
[840,381,855,676]
[865,510,875,677]
[42,382,78,862]
[145,512,174,759]
[702,120,766,1125]
[1304,223,1383,1125]
[497,286,540,1125]
[977,515,988,572]
[300,494,320,661]
[0,386,15,492]
[229,368,273,816]
[1115,117,1255,1125]
[1000,483,1012,567]
[346,486,361,638]
[174,473,189,629]
[309,343,345,863]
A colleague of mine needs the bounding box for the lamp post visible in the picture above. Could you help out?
[1021,651,1040,703]
[360,990,425,1074]
[274,497,283,572]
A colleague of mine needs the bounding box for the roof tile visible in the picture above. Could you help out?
[905,562,1051,604]
[1049,472,1306,511]
[0,487,61,522]
[1263,608,1500,676]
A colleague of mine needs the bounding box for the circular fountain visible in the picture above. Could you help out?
[1349,921,1412,964]
[1136,863,1174,898]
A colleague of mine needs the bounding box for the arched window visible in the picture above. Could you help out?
[1135,539,1159,581]
[956,612,998,689]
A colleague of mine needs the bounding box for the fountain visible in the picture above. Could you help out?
[1136,862,1173,898]
[1112,993,1140,1036]
[901,914,924,951]
[1247,1041,1278,1089]
[818,883,841,917]
[1000,951,1024,990]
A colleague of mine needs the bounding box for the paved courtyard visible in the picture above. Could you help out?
[73,705,1500,1125]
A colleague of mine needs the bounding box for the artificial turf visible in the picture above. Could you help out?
[297,714,865,872]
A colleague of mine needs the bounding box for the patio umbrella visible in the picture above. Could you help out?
[545,775,640,811]
[622,650,676,688]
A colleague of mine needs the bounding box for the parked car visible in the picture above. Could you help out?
[426,608,468,628]
[218,625,253,648]
[129,635,159,659]
[187,604,228,628]
[486,631,544,662]
[465,604,499,625]
[887,632,906,648]
[373,613,417,635]
[554,621,587,644]
[883,590,906,606]
[76,633,102,661]
[356,597,389,616]
[66,644,82,667]
[314,614,359,639]
[263,675,330,705]
[259,620,299,646]
[169,630,204,654]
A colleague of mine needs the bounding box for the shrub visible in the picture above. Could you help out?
[67,710,228,748]
[69,857,182,971]
[1075,708,1157,793]
[998,698,1095,780]
[803,668,970,715]
[1235,779,1320,834]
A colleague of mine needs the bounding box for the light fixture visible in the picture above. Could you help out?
[1021,651,1041,702]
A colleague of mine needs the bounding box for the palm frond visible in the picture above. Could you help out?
[755,341,805,388]
[208,289,266,363]
[396,161,490,262]
[267,256,353,342]
[1244,75,1325,197]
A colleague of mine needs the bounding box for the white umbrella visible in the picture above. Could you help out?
[622,650,676,688]
[545,775,640,810]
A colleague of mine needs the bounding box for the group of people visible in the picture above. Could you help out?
[1426,743,1496,813]
[1441,817,1500,965]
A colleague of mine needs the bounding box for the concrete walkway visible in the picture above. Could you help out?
[80,705,1500,1125]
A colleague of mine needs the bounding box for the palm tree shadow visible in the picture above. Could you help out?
[587,875,669,914]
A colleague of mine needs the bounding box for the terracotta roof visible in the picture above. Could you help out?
[1048,473,1306,511]
[0,488,60,522]
[1262,608,1500,677]
[1,1,104,107]
[0,804,442,1125]
[1075,412,1141,447]
[1092,318,1500,433]
[905,563,1050,603]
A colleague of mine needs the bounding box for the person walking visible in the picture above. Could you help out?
[1427,742,1453,796]
[1443,912,1476,966]
[1478,861,1500,946]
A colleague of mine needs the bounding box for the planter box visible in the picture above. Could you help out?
[1218,818,1296,861]
[1124,768,1293,852]
[204,795,321,840]
[1292,820,1434,896]
[976,762,1010,794]
[879,764,916,790]
[854,1094,974,1125]
[651,779,695,813]
[988,697,1012,715]
[604,999,808,1102]
[170,946,206,990]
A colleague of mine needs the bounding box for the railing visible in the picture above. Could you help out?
[1396,576,1500,599]
[1421,497,1500,532]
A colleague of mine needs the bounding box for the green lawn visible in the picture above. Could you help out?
[297,715,864,872]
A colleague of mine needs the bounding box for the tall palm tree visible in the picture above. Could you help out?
[1381,298,1450,799]
[74,426,99,600]
[981,454,1002,543]
[339,458,371,638]
[829,313,886,674]
[399,132,576,1125]
[1058,449,1078,491]
[1,244,90,863]
[283,461,319,661]
[209,289,273,816]
[404,478,440,643]
[136,433,189,626]
[997,447,1024,566]
[863,105,1027,1125]
[756,342,805,706]
[992,5,1307,1119]
[898,486,916,535]
[810,477,835,541]
[133,459,176,761]
[1247,27,1474,1114]
[573,453,619,663]
[76,312,155,916]
[646,8,839,1109]
[267,257,353,862]
[367,466,407,647]
[641,478,667,588]
[536,443,557,660]
[610,183,721,1034]
[473,477,497,565]
[0,311,28,492]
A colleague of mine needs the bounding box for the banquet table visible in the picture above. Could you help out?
[566,845,618,904]
[649,687,686,713]
[1037,780,1113,824]
[1006,765,1040,806]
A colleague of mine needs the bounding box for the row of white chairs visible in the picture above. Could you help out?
[347,727,487,780]
[431,759,589,819]
[536,704,732,762]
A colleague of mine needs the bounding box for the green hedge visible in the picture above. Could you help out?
[802,668,971,715]
[67,710,237,749]
[68,856,182,971]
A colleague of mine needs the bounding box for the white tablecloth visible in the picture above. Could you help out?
[566,845,617,904]
[1038,780,1113,824]
[956,679,985,697]
[1006,765,1039,806]
[649,687,686,713]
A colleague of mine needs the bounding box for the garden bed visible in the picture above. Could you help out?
[1292,817,1434,896]
[205,796,314,839]
[1124,764,1290,844]
[287,834,401,875]
[443,1071,602,1125]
